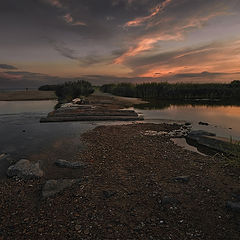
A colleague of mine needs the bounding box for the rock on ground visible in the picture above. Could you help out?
[55,159,86,169]
[226,201,240,212]
[173,176,190,183]
[42,179,81,198]
[6,159,43,179]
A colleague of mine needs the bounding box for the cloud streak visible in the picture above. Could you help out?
[63,13,87,26]
[114,0,231,65]
[124,0,172,27]
[125,39,240,78]
[0,64,18,70]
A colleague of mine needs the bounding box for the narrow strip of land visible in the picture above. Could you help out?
[0,90,56,101]
[1,123,240,240]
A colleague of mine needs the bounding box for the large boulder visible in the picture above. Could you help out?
[42,179,81,198]
[186,130,237,154]
[7,159,43,179]
[55,159,86,169]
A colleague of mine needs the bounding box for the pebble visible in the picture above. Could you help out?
[75,224,81,231]
[103,190,116,199]
[173,176,190,183]
[226,201,240,212]
[160,196,180,205]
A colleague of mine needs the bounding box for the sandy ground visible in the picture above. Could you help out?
[0,123,240,240]
[0,90,56,101]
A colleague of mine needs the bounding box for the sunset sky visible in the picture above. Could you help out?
[1,0,240,88]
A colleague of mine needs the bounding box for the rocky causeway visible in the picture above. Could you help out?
[1,123,240,240]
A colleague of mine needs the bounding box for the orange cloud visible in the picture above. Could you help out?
[116,8,229,65]
[114,33,182,64]
[47,0,62,8]
[63,13,87,26]
[124,0,172,27]
[0,72,23,80]
[138,39,240,78]
[180,11,230,30]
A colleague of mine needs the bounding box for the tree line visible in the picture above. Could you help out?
[100,81,240,100]
[39,80,94,101]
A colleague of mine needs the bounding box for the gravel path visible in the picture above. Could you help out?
[0,123,240,239]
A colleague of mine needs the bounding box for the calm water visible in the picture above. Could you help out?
[0,101,96,158]
[135,104,240,140]
[1,100,240,164]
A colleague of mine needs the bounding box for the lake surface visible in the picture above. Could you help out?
[0,101,97,159]
[135,104,240,141]
[1,100,240,174]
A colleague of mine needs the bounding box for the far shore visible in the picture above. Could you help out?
[0,90,57,101]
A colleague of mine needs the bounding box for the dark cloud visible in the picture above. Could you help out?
[0,70,161,88]
[0,64,17,70]
[174,72,228,78]
[49,40,78,60]
[0,0,240,88]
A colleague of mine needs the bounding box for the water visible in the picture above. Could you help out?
[135,104,240,141]
[0,100,96,161]
[1,100,240,176]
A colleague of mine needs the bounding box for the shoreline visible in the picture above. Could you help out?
[1,123,240,239]
[0,90,57,101]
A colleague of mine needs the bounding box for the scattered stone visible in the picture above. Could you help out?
[7,159,43,179]
[198,121,209,126]
[0,153,7,160]
[226,201,240,212]
[143,125,191,138]
[134,222,145,231]
[232,192,240,201]
[75,224,81,231]
[185,122,192,126]
[173,176,190,183]
[42,179,81,198]
[103,190,116,199]
[55,159,86,169]
[143,130,167,136]
[160,196,180,205]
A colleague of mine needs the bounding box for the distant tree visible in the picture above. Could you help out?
[55,80,94,101]
[100,81,240,100]
[230,80,240,87]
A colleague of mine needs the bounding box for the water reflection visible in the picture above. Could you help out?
[0,101,95,157]
[135,100,240,140]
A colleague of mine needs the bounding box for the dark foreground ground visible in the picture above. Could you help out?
[1,123,240,240]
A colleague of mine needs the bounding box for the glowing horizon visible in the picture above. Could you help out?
[1,0,240,88]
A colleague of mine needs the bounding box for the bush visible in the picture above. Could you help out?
[55,80,94,101]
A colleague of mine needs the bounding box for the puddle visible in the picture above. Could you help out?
[171,138,206,156]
